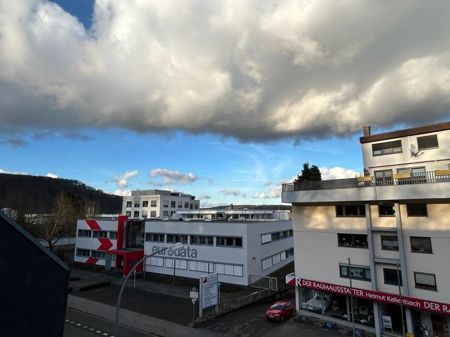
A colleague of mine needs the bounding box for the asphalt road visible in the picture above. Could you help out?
[200,297,357,337]
[65,308,157,337]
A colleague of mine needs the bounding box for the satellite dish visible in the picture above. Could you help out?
[409,144,423,157]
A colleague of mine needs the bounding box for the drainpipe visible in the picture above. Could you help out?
[365,204,381,337]
[394,203,414,335]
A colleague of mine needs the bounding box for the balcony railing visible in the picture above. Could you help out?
[282,170,450,192]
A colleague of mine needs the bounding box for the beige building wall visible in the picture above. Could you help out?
[361,129,450,174]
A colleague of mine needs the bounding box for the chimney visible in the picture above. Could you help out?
[363,125,371,137]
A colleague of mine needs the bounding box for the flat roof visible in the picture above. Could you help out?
[360,121,450,144]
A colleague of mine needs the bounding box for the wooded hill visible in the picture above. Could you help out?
[0,173,122,214]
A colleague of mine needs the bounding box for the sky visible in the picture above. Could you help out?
[0,0,449,206]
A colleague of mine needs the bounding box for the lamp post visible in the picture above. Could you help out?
[114,242,184,337]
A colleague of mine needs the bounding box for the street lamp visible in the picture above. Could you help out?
[114,242,185,337]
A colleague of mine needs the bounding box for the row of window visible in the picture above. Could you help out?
[336,204,428,218]
[78,230,117,239]
[76,249,107,259]
[339,264,437,291]
[261,229,293,245]
[372,134,439,157]
[147,257,243,277]
[125,200,199,209]
[261,248,294,271]
[145,233,243,247]
[338,233,433,254]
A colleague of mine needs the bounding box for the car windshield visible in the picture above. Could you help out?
[270,303,287,310]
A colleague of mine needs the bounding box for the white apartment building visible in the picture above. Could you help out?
[73,209,293,286]
[282,121,450,337]
[122,189,199,219]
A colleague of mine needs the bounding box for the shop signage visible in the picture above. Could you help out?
[200,273,219,309]
[290,276,450,316]
[151,245,198,258]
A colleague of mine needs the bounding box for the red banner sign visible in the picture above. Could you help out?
[297,277,450,316]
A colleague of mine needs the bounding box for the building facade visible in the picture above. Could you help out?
[122,189,199,219]
[283,121,450,337]
[74,209,293,286]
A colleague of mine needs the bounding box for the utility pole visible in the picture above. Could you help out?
[397,263,406,337]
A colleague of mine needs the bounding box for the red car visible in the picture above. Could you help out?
[265,301,296,322]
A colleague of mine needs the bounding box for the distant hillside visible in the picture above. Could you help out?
[0,173,122,214]
[207,204,291,211]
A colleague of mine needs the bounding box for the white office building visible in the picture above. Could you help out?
[283,121,450,337]
[122,189,199,219]
[73,209,294,286]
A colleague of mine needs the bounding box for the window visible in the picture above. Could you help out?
[372,140,402,156]
[142,200,148,207]
[262,257,273,270]
[170,201,176,208]
[410,237,432,253]
[142,211,148,218]
[126,201,132,207]
[163,211,169,217]
[414,272,437,291]
[417,134,438,151]
[286,248,294,257]
[190,235,213,245]
[381,236,398,251]
[337,234,368,248]
[92,231,107,238]
[375,170,393,185]
[145,233,165,242]
[383,268,402,286]
[149,257,164,267]
[78,229,91,237]
[134,201,140,207]
[271,232,281,241]
[406,204,428,217]
[261,233,272,244]
[166,234,188,244]
[174,259,187,270]
[216,236,243,247]
[379,204,395,217]
[91,251,106,259]
[133,211,140,218]
[150,211,157,218]
[76,249,90,257]
[339,264,371,281]
[336,205,366,217]
[151,200,157,207]
[184,202,189,208]
[178,201,183,208]
[163,200,169,208]
[108,231,117,239]
[126,211,131,217]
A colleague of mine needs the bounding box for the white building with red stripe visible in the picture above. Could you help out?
[74,209,293,286]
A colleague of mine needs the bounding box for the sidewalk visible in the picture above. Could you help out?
[67,295,221,337]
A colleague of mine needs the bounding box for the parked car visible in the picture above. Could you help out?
[265,301,296,322]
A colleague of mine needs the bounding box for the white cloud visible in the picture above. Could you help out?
[220,189,247,197]
[46,172,58,178]
[1,1,450,141]
[319,166,360,180]
[150,168,197,185]
[114,170,138,189]
[0,168,28,175]
[197,194,211,200]
[113,189,132,197]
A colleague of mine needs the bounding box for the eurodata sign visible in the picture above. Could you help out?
[151,245,198,259]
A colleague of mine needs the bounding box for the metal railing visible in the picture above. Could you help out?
[282,171,450,192]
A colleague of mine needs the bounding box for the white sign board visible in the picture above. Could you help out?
[200,274,218,309]
[190,291,199,299]
[382,315,393,331]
